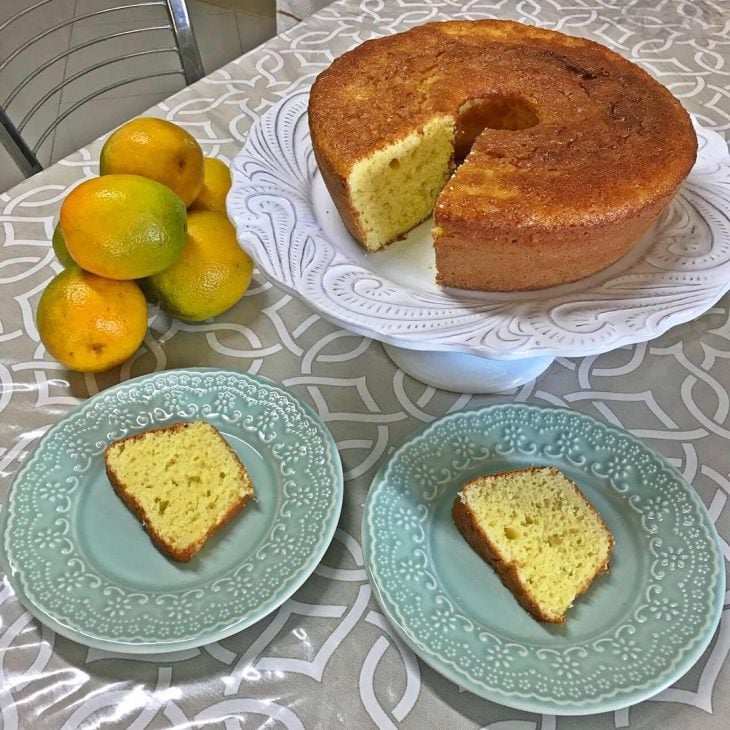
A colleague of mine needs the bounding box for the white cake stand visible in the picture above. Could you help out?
[228,92,730,393]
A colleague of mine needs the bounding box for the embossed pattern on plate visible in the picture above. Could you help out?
[361,403,725,715]
[228,92,730,359]
[0,369,343,652]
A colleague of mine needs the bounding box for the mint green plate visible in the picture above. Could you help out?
[1,369,343,653]
[362,404,725,715]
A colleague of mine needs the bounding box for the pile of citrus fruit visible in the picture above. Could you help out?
[37,118,253,373]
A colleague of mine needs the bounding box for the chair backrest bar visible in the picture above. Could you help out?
[0,106,42,176]
[3,25,172,110]
[165,0,205,85]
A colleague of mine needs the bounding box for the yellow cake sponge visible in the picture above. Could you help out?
[453,466,613,622]
[105,421,255,561]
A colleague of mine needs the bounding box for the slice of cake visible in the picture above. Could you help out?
[104,421,255,562]
[452,466,613,623]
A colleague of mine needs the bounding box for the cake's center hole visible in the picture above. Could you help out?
[455,95,539,160]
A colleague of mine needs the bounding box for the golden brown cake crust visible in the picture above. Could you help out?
[452,466,614,623]
[104,422,254,562]
[308,19,697,291]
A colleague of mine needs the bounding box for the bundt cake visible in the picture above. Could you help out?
[105,421,255,562]
[308,20,697,291]
[452,466,614,623]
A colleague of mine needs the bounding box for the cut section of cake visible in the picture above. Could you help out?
[452,466,613,622]
[104,421,255,562]
[342,116,455,252]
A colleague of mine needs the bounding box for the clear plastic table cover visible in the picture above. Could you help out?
[1,0,728,727]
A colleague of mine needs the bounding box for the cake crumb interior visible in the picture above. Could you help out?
[461,469,610,619]
[346,95,538,252]
[348,116,455,251]
[106,422,251,552]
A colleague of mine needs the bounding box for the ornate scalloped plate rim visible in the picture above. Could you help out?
[361,403,725,715]
[228,90,730,360]
[0,368,344,653]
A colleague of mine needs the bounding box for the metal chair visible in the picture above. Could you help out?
[0,0,205,177]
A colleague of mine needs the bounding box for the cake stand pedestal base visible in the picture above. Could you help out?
[382,344,554,394]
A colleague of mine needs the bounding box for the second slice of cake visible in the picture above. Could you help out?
[452,466,613,623]
[105,421,255,562]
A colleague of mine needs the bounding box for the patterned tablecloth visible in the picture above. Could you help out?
[1,0,729,727]
[276,0,331,32]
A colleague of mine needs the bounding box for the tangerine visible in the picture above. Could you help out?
[37,268,148,372]
[60,174,187,280]
[51,222,76,268]
[100,117,204,206]
[189,158,232,214]
[143,210,253,321]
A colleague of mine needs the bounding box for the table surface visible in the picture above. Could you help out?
[1,0,729,727]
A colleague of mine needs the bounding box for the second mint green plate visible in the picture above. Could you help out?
[1,368,343,653]
[362,403,724,715]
